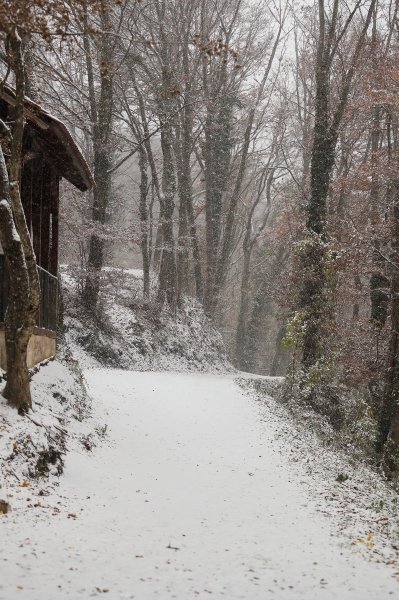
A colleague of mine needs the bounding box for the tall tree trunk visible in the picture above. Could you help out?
[174,113,203,303]
[156,121,177,308]
[0,33,40,412]
[0,199,32,412]
[176,188,189,305]
[155,0,177,309]
[203,97,232,315]
[369,7,389,327]
[235,244,251,368]
[298,0,375,375]
[378,109,399,473]
[138,145,150,299]
[379,177,399,473]
[179,119,202,302]
[82,6,114,310]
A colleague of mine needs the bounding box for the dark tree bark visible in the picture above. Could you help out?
[298,0,376,373]
[0,33,40,413]
[174,39,203,303]
[82,5,114,310]
[0,199,32,412]
[369,7,389,327]
[377,107,399,472]
[156,120,177,308]
[379,176,399,472]
[138,144,150,299]
[155,0,178,310]
[123,64,162,298]
[203,94,233,315]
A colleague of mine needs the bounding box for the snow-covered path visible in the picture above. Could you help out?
[1,371,398,599]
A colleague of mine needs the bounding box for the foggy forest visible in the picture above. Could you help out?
[1,1,399,598]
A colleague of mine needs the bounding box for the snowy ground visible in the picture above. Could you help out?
[1,371,398,599]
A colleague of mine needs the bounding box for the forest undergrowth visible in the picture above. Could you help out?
[237,375,399,567]
[239,375,398,488]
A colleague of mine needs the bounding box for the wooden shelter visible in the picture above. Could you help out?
[0,87,93,369]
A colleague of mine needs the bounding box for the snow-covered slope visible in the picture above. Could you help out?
[1,371,398,599]
[62,267,231,372]
[0,352,109,509]
[0,362,78,506]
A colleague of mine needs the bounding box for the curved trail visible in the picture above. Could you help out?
[1,371,397,599]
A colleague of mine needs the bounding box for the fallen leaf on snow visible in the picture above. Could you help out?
[166,543,180,551]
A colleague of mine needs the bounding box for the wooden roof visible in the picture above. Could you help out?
[0,86,94,192]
